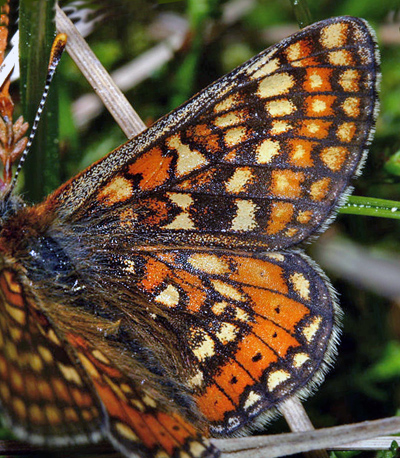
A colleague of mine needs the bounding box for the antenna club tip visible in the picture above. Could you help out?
[56,33,68,44]
[50,33,68,62]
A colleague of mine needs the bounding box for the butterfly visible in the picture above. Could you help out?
[0,15,379,458]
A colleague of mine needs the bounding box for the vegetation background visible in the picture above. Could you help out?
[5,0,400,456]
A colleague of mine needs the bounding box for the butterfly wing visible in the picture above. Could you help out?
[47,16,379,252]
[66,333,219,458]
[0,265,105,446]
[121,248,339,434]
[0,15,379,457]
[0,262,219,458]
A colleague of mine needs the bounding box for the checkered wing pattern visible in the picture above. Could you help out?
[0,265,218,458]
[125,248,339,434]
[0,266,104,445]
[0,15,379,458]
[49,17,379,252]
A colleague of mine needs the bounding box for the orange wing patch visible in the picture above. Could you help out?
[123,249,338,434]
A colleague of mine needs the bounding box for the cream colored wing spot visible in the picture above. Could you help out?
[211,279,245,302]
[37,345,53,364]
[224,127,247,147]
[320,146,348,171]
[256,139,281,164]
[285,228,298,237]
[267,369,291,391]
[166,134,208,177]
[188,369,204,388]
[155,284,180,307]
[336,122,356,142]
[115,422,140,442]
[212,301,229,316]
[338,69,360,91]
[188,253,230,275]
[290,272,310,300]
[310,177,331,201]
[266,99,296,117]
[216,322,239,345]
[264,253,285,262]
[342,97,361,117]
[225,168,254,194]
[77,352,101,379]
[247,56,279,80]
[243,390,262,410]
[320,22,348,48]
[47,328,62,346]
[307,71,324,89]
[302,316,323,343]
[308,97,329,115]
[4,302,25,325]
[270,120,293,135]
[328,50,353,66]
[235,307,251,322]
[292,352,310,368]
[168,192,193,209]
[214,111,243,128]
[214,94,241,113]
[92,349,110,364]
[97,176,133,206]
[231,199,258,231]
[142,393,157,408]
[257,73,295,99]
[285,41,303,61]
[164,212,195,230]
[190,328,216,361]
[57,363,83,386]
[131,399,145,412]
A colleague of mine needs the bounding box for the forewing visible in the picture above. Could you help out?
[49,16,379,251]
[0,266,105,446]
[123,248,339,434]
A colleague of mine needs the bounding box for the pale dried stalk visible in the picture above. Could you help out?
[55,4,146,138]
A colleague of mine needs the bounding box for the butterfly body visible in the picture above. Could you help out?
[0,16,379,458]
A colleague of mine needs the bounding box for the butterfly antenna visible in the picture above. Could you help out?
[7,33,67,195]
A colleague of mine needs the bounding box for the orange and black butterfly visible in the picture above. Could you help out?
[0,16,379,458]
